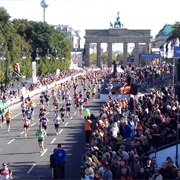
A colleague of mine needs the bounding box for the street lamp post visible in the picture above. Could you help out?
[22,45,26,60]
[55,49,58,60]
[47,48,50,60]
[35,47,40,61]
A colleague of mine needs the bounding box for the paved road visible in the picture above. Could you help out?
[0,85,102,179]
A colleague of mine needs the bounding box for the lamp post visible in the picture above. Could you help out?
[22,45,26,60]
[61,53,65,60]
[55,49,58,60]
[0,43,6,61]
[35,47,40,61]
[47,48,50,60]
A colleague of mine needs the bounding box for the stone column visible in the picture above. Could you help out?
[123,42,128,67]
[146,42,150,65]
[96,42,101,67]
[134,42,139,67]
[84,42,90,67]
[107,43,112,68]
[146,42,149,53]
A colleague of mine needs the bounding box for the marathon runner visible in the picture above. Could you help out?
[59,105,66,124]
[36,125,46,153]
[0,163,13,180]
[66,100,71,117]
[39,114,49,135]
[53,114,61,135]
[22,115,30,137]
[5,109,12,133]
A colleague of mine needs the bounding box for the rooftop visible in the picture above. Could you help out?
[156,24,173,38]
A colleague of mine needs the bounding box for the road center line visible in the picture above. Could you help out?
[65,122,69,126]
[27,163,36,174]
[31,122,36,127]
[74,112,76,115]
[51,138,56,144]
[70,117,72,120]
[41,149,48,156]
[7,139,15,145]
[20,131,24,135]
[59,129,63,134]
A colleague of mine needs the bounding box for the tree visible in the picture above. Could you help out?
[167,22,180,41]
[0,7,73,79]
[116,53,124,63]
[101,52,108,64]
[13,19,72,74]
[89,52,96,64]
[167,22,180,82]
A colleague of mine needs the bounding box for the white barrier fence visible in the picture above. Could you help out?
[8,68,101,107]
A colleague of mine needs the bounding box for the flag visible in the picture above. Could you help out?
[164,43,167,58]
[175,38,180,46]
[167,40,174,58]
[160,44,164,57]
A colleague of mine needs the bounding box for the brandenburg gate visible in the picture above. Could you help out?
[84,28,151,67]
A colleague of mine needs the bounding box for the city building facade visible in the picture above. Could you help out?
[153,24,173,48]
[54,24,82,48]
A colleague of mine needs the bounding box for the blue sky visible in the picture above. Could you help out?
[0,0,179,38]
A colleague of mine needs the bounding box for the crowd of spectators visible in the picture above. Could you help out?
[0,69,85,107]
[80,62,180,180]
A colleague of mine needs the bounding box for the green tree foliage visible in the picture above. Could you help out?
[167,22,180,82]
[116,53,124,63]
[167,22,180,41]
[89,52,96,64]
[0,6,72,79]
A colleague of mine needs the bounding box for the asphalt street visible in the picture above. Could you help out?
[0,85,103,179]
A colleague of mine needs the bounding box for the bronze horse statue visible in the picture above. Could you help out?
[110,12,122,28]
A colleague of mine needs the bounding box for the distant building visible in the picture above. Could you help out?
[54,24,83,48]
[154,24,173,48]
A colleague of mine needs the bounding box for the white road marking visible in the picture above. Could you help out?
[20,131,24,135]
[31,122,36,127]
[65,122,69,126]
[51,108,54,111]
[7,139,15,144]
[59,129,63,134]
[46,112,49,115]
[12,112,21,119]
[27,163,36,174]
[51,138,56,144]
[41,149,48,156]
[70,117,72,120]
[74,112,76,115]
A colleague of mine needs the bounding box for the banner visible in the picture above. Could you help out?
[174,46,180,58]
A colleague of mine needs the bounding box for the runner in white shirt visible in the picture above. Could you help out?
[53,114,61,135]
